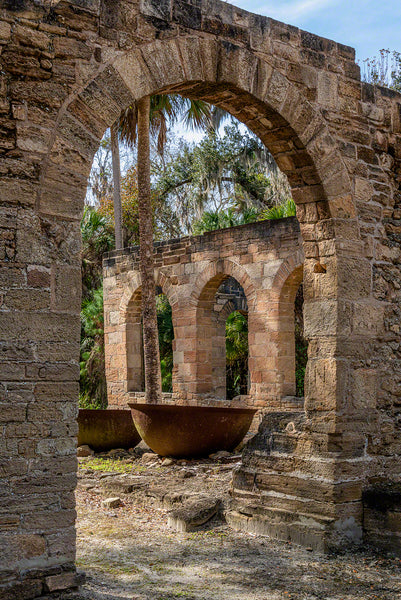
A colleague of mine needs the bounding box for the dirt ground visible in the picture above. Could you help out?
[71,449,401,600]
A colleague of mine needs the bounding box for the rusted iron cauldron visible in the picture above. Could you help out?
[129,403,256,458]
[78,409,141,452]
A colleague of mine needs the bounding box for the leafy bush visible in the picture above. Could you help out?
[192,207,259,235]
[226,311,249,399]
[156,294,174,392]
[79,287,107,409]
[261,198,296,220]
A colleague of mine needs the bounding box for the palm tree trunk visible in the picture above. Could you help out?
[137,95,162,403]
[110,121,123,250]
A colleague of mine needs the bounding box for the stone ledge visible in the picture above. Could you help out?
[226,507,336,553]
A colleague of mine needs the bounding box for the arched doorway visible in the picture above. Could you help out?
[106,279,176,408]
[199,275,250,401]
[3,3,390,595]
[70,55,358,548]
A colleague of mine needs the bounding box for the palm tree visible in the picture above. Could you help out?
[110,122,123,249]
[81,205,114,300]
[137,96,162,402]
[111,94,212,402]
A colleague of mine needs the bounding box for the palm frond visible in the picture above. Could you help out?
[116,94,212,156]
[210,105,232,131]
[182,98,212,131]
[262,198,296,220]
[118,105,138,147]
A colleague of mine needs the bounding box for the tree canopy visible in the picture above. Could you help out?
[152,124,291,234]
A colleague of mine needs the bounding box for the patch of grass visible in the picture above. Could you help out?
[188,529,228,541]
[77,553,142,576]
[148,561,176,575]
[157,594,196,600]
[78,457,147,474]
[107,563,141,575]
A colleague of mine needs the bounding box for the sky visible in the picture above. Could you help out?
[227,0,400,62]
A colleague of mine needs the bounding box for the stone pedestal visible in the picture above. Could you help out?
[229,412,364,551]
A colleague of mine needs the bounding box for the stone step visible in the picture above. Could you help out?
[233,466,362,503]
[225,508,335,553]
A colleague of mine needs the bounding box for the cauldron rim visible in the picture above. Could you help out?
[128,403,257,415]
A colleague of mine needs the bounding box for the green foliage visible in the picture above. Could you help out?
[88,121,293,242]
[226,311,249,399]
[295,286,308,398]
[156,294,174,393]
[78,392,101,410]
[81,205,114,253]
[261,198,296,220]
[154,125,290,234]
[80,287,107,409]
[81,206,114,300]
[80,209,114,408]
[192,207,259,235]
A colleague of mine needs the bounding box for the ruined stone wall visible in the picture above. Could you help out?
[355,84,401,547]
[103,218,304,411]
[0,0,400,596]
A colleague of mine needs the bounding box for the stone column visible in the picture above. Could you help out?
[171,304,198,401]
[0,201,83,597]
[211,308,228,400]
[230,221,370,551]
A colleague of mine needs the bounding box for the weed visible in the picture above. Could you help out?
[79,457,147,474]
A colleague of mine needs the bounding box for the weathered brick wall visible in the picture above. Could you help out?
[0,3,89,598]
[103,218,304,411]
[0,0,400,595]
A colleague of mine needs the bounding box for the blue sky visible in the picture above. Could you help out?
[228,0,400,62]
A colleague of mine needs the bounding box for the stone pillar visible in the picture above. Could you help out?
[230,226,370,551]
[211,308,228,400]
[194,301,214,395]
[0,202,83,597]
[103,266,134,408]
[248,290,281,405]
[126,321,144,393]
[247,265,303,408]
[171,304,198,400]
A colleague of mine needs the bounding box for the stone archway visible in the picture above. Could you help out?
[104,269,177,406]
[1,1,401,597]
[189,259,257,398]
[104,220,303,408]
[268,253,305,400]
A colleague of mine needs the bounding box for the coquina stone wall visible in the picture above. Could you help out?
[0,0,400,597]
[103,218,304,411]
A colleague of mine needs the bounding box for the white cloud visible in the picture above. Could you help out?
[256,0,338,22]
